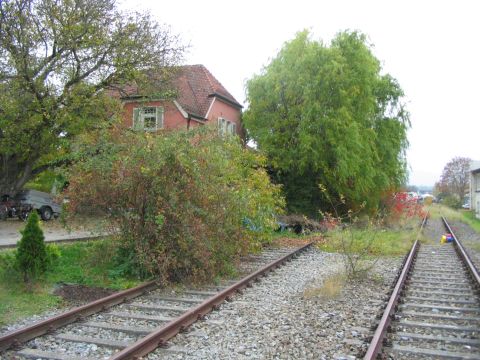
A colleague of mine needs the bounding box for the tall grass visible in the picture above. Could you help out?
[461,210,480,233]
[427,203,464,221]
[319,226,419,257]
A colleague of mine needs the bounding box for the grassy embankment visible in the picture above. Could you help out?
[462,210,480,233]
[0,239,142,327]
[317,215,428,258]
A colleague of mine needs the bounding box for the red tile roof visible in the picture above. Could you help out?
[108,65,242,119]
[174,65,241,118]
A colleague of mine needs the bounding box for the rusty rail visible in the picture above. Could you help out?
[442,216,480,287]
[363,214,428,360]
[0,281,158,352]
[110,242,313,359]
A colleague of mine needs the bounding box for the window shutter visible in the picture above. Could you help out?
[217,117,224,135]
[133,108,141,130]
[232,123,237,135]
[156,107,164,129]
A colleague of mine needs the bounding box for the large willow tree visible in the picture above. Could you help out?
[244,31,409,215]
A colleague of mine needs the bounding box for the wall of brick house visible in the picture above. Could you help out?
[188,120,202,128]
[207,98,242,136]
[122,101,188,130]
[121,97,244,139]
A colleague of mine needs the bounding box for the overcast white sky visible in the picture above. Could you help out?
[122,0,479,187]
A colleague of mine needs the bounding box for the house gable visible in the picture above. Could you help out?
[207,97,243,138]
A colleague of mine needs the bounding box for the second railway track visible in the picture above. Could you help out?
[0,243,312,360]
[365,216,480,359]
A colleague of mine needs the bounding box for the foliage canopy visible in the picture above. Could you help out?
[435,156,471,207]
[65,127,284,283]
[0,0,185,194]
[244,30,409,215]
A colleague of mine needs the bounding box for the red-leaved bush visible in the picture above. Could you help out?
[382,192,426,225]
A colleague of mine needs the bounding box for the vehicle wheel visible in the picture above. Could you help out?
[18,210,30,221]
[40,206,53,221]
[0,205,7,220]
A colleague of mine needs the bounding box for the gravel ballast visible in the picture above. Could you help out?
[1,246,403,359]
[148,249,402,360]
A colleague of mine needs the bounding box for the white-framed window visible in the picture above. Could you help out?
[217,117,237,136]
[133,107,164,131]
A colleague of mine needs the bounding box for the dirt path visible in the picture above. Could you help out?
[0,217,107,247]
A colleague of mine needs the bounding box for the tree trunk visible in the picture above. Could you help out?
[0,154,35,195]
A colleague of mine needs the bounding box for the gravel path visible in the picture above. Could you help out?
[148,249,402,360]
[0,217,106,247]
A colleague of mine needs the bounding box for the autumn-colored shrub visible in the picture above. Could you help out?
[382,192,426,227]
[65,127,284,283]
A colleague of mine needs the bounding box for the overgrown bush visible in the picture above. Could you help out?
[15,211,48,283]
[442,195,462,209]
[65,127,284,283]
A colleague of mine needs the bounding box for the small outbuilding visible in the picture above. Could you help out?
[470,161,480,219]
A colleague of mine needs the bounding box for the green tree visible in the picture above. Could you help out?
[16,211,48,283]
[435,156,471,207]
[244,30,409,215]
[0,0,185,195]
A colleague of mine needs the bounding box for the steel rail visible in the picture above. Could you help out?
[363,215,428,360]
[0,281,158,352]
[442,216,480,287]
[110,242,313,360]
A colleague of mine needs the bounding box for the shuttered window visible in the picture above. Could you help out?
[217,117,237,137]
[133,107,164,131]
[217,117,226,136]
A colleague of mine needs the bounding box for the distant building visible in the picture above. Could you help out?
[470,161,480,219]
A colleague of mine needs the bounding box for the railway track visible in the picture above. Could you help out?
[365,216,480,359]
[0,243,312,359]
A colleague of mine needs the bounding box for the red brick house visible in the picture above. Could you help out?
[109,65,243,139]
